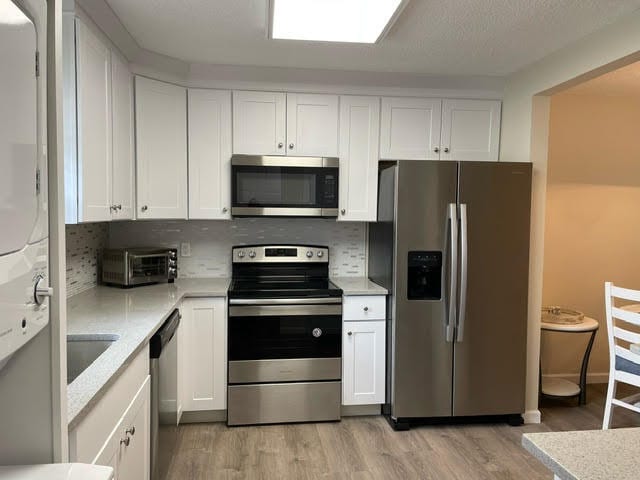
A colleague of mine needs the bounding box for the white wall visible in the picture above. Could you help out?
[501,10,640,422]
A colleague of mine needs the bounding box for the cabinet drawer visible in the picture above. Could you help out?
[343,295,386,321]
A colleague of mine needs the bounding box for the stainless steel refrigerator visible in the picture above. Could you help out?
[369,160,532,430]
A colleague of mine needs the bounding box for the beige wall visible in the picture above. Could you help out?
[542,93,640,378]
[501,9,640,422]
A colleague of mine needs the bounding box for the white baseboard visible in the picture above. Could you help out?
[542,372,609,384]
[341,404,382,416]
[523,410,541,424]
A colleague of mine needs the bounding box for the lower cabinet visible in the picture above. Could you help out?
[342,320,386,405]
[180,297,227,412]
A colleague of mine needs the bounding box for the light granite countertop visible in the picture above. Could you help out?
[66,278,229,429]
[331,277,388,295]
[522,428,640,480]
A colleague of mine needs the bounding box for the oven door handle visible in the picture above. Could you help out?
[229,298,342,306]
[229,304,342,317]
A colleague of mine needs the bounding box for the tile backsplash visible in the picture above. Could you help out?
[109,218,367,278]
[66,223,109,297]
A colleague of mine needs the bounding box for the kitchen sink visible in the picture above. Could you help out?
[67,334,119,384]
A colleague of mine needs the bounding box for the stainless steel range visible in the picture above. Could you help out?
[227,245,343,426]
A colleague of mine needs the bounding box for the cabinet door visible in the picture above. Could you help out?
[380,97,442,160]
[440,99,501,161]
[343,321,386,405]
[75,19,112,222]
[93,425,120,478]
[188,89,232,219]
[338,96,380,222]
[135,77,187,219]
[286,93,339,157]
[233,91,286,155]
[118,376,151,480]
[182,298,227,411]
[111,51,134,220]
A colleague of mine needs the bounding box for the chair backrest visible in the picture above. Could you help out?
[604,282,640,371]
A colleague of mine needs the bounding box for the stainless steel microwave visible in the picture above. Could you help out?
[230,155,339,217]
[102,248,177,287]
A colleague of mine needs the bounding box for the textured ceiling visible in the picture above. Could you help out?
[563,61,640,97]
[105,0,640,76]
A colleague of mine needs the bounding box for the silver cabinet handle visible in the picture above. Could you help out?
[341,209,346,215]
[110,205,116,212]
[126,426,135,436]
[116,204,122,210]
[277,142,284,149]
[347,331,352,336]
[222,207,228,213]
[457,203,468,343]
[363,306,369,312]
[141,205,148,212]
[446,203,458,343]
[120,437,130,447]
[289,143,294,149]
[434,147,440,153]
[444,147,450,153]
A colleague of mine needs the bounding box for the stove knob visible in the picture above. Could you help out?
[249,251,256,258]
[317,251,324,258]
[237,251,245,258]
[306,251,313,258]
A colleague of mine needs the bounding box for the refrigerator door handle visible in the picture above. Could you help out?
[446,203,458,343]
[457,203,469,342]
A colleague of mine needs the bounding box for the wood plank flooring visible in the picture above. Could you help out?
[167,384,640,479]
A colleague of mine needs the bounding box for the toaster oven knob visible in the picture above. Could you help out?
[317,251,324,258]
[169,267,177,275]
[306,251,313,258]
[169,259,176,267]
[237,251,245,258]
[248,251,256,258]
[312,328,322,338]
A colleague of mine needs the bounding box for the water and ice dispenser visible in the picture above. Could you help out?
[407,251,442,300]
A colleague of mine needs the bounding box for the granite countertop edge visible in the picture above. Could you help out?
[522,433,577,480]
[331,276,388,295]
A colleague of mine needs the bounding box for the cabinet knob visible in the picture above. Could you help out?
[120,437,130,447]
[363,306,369,312]
[341,209,346,215]
[289,143,294,149]
[444,147,450,153]
[222,207,228,213]
[116,204,122,211]
[141,205,148,212]
[126,426,135,436]
[434,147,440,153]
[277,142,284,149]
[347,331,352,336]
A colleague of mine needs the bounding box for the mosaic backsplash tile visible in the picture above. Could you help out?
[66,223,109,297]
[108,218,367,278]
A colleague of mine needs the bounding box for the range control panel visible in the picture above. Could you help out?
[232,245,329,263]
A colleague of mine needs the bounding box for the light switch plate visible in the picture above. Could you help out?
[180,242,191,257]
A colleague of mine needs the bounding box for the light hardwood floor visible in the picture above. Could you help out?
[167,384,640,479]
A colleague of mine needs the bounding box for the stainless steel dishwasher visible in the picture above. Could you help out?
[150,309,180,480]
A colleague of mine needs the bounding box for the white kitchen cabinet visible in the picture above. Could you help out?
[135,76,188,219]
[342,320,386,405]
[233,90,286,155]
[380,97,442,160]
[338,96,380,222]
[74,18,112,222]
[188,89,232,219]
[440,99,501,162]
[110,51,135,220]
[63,16,135,223]
[286,93,339,157]
[181,298,227,411]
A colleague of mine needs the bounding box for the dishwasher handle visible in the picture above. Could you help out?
[150,309,181,358]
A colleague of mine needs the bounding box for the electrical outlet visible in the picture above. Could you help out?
[180,242,191,257]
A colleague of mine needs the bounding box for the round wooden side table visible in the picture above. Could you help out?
[540,316,599,405]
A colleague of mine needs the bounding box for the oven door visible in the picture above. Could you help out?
[228,299,342,383]
[127,253,169,285]
[231,156,338,217]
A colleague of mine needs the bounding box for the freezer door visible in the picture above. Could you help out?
[392,160,458,418]
[453,162,531,416]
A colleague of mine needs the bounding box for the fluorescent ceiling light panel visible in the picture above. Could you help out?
[271,0,404,43]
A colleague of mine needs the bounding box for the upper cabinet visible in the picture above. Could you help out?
[380,97,442,161]
[233,91,339,157]
[440,99,501,162]
[188,89,232,220]
[338,96,380,222]
[135,76,188,219]
[380,97,501,162]
[63,16,135,224]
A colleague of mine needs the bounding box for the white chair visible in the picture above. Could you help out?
[602,282,640,429]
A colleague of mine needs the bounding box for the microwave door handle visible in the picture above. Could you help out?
[446,203,458,343]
